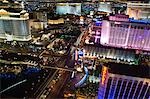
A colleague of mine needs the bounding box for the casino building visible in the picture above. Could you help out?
[0,9,31,41]
[83,45,136,64]
[100,20,150,51]
[98,64,150,99]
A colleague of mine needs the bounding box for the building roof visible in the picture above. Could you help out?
[105,62,150,79]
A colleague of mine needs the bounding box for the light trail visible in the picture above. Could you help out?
[0,79,27,94]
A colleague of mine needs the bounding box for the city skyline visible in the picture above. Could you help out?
[0,0,149,99]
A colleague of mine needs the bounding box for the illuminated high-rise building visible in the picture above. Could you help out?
[0,9,31,41]
[98,65,150,99]
[100,20,150,51]
[56,3,81,15]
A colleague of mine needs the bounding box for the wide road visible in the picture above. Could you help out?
[35,70,59,98]
[46,71,71,99]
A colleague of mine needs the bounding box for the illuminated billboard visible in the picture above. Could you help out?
[56,3,81,15]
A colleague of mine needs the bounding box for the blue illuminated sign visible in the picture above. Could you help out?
[78,50,83,56]
[129,18,150,24]
[95,21,102,26]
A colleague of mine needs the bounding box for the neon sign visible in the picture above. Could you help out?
[129,18,150,24]
[75,50,78,61]
[101,66,108,85]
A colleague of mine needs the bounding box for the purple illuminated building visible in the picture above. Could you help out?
[98,65,150,99]
[100,20,150,51]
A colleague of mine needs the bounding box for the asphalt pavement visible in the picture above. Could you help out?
[46,71,71,99]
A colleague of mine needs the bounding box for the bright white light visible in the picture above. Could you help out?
[127,59,131,62]
[5,34,13,41]
[76,67,82,72]
[100,21,110,44]
[66,18,69,21]
[3,0,9,3]
[14,1,19,4]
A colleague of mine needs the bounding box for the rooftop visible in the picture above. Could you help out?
[105,62,150,79]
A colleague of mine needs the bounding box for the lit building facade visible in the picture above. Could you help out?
[98,2,112,13]
[127,3,150,19]
[98,66,150,99]
[84,45,136,64]
[48,18,64,24]
[0,9,31,41]
[56,3,81,15]
[29,20,44,30]
[109,14,129,22]
[101,20,150,51]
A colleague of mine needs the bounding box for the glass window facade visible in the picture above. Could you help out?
[98,73,150,99]
[0,19,31,40]
[101,20,150,51]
